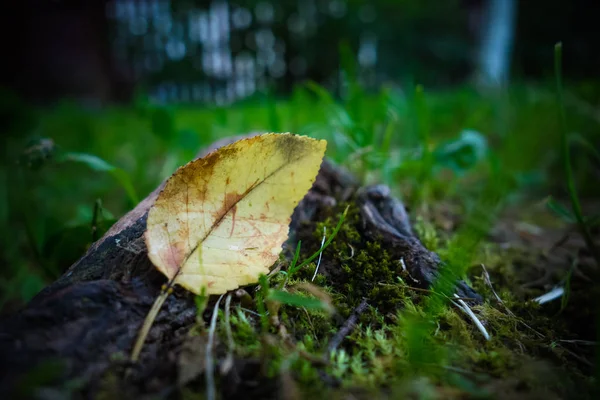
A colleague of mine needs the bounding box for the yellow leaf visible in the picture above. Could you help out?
[145,133,326,295]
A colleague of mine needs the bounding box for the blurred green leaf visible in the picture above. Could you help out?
[433,130,488,173]
[514,170,547,189]
[58,152,139,205]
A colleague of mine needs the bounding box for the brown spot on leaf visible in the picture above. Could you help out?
[230,204,237,238]
[222,192,244,215]
[214,179,260,223]
[145,133,326,295]
[160,241,188,278]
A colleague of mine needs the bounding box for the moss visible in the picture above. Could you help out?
[436,306,476,348]
[197,199,597,399]
[297,204,422,320]
[414,215,442,252]
[95,371,123,400]
[280,303,334,348]
[227,307,262,357]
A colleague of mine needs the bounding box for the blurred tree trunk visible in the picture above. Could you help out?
[3,0,133,105]
[475,0,516,85]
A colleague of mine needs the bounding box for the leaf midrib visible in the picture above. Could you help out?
[171,151,309,281]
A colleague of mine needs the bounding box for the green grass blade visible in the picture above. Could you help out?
[268,290,333,313]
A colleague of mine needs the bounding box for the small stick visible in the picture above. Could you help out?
[327,299,369,353]
[481,264,515,316]
[452,294,490,341]
[481,265,545,339]
[311,227,327,282]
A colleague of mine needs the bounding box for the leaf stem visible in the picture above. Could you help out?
[130,285,172,362]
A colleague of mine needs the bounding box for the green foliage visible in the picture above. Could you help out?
[554,42,600,267]
[2,63,599,398]
[56,152,139,205]
[432,129,488,174]
[546,195,576,223]
[228,307,261,355]
[149,106,176,143]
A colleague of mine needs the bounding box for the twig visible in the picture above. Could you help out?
[481,264,515,316]
[452,294,490,341]
[327,299,369,353]
[239,307,263,317]
[481,265,545,339]
[557,344,594,367]
[311,226,327,282]
[206,294,224,400]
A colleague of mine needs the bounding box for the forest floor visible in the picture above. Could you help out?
[1,80,599,399]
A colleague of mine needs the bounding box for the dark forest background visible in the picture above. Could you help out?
[2,0,599,105]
